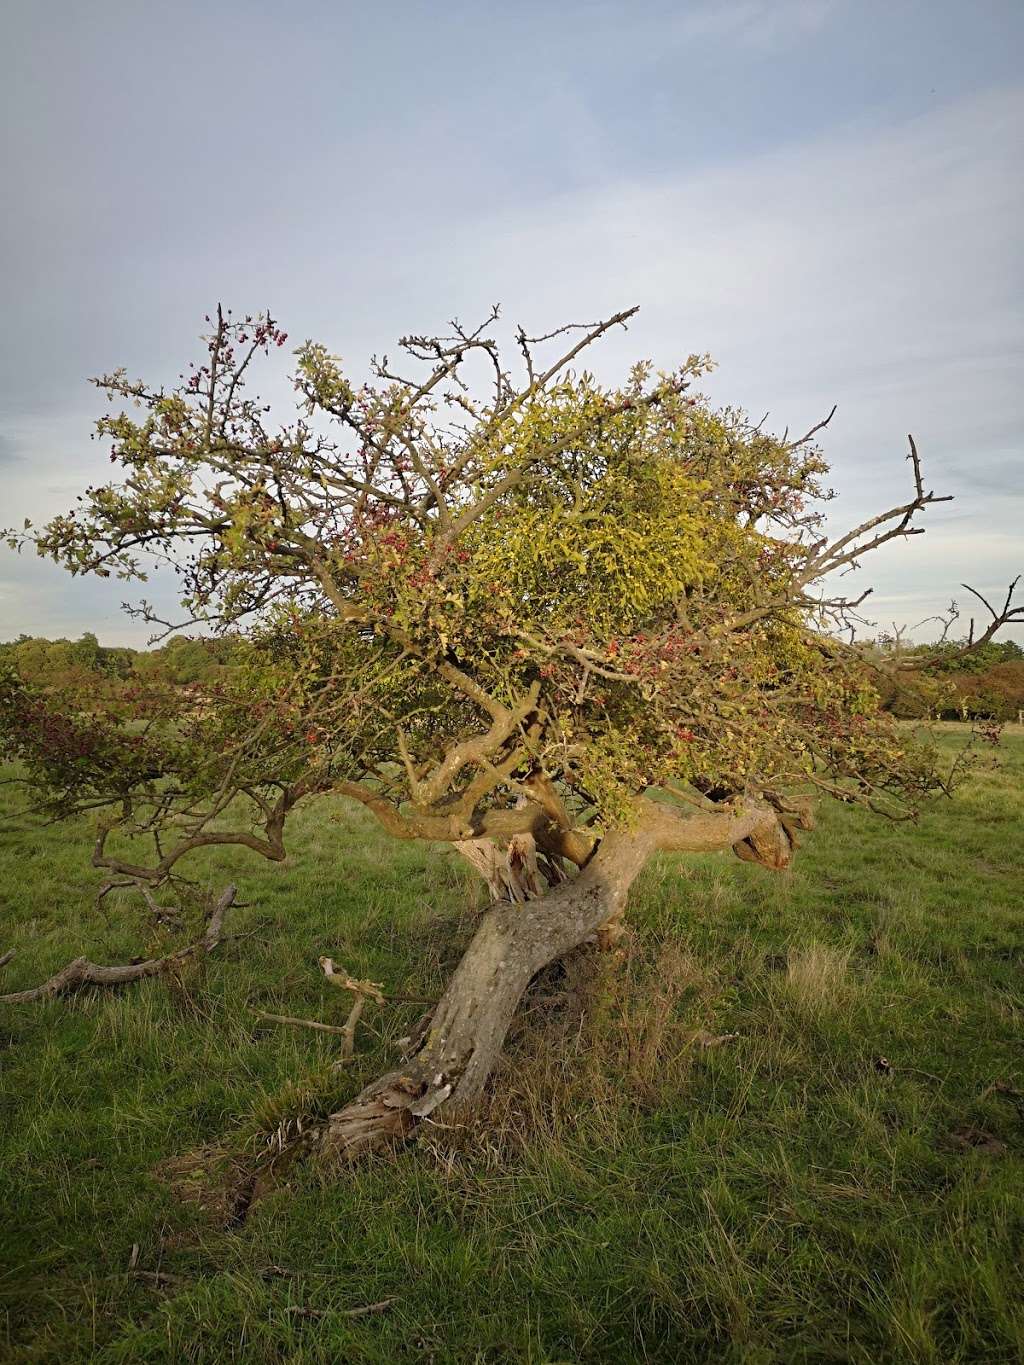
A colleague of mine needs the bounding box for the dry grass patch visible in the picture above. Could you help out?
[438,936,729,1164]
[780,941,856,1020]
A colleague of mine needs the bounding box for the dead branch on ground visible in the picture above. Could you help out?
[0,885,236,1005]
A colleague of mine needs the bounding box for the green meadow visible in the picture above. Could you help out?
[1,730,1022,1363]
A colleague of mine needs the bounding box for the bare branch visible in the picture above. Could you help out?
[907,432,924,499]
[898,576,1023,671]
[787,403,837,449]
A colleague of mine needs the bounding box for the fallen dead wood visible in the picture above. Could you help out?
[318,958,386,1005]
[0,949,14,970]
[0,885,236,1005]
[285,1298,398,1319]
[318,956,434,1061]
[338,1297,398,1318]
[692,1030,740,1049]
[318,958,434,1005]
[130,1268,184,1289]
[249,1006,350,1037]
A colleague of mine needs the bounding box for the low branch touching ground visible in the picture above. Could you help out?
[0,885,236,1005]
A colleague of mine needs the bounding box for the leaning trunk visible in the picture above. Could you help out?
[322,831,652,1157]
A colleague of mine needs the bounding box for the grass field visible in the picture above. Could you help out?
[1,731,1023,1363]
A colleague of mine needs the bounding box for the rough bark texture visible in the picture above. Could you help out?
[314,798,800,1158]
[322,831,653,1157]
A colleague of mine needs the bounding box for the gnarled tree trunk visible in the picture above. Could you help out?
[321,795,809,1159]
[322,830,652,1157]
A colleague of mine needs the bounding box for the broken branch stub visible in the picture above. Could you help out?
[318,956,389,1061]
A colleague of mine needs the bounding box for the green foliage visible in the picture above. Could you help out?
[0,633,246,690]
[908,638,1023,675]
[0,307,966,877]
[874,651,1024,723]
[0,633,134,689]
[939,661,1024,722]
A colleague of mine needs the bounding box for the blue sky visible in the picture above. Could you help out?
[2,0,1021,644]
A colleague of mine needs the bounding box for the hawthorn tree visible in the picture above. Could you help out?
[3,305,1020,1156]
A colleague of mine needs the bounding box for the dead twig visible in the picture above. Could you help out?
[340,1297,398,1317]
[318,956,434,1061]
[319,958,378,1061]
[980,1080,1024,1117]
[692,1030,740,1049]
[285,1298,398,1319]
[318,957,386,1005]
[787,403,837,449]
[319,960,434,1004]
[131,1268,184,1289]
[339,996,365,1061]
[139,884,184,925]
[900,1065,946,1086]
[249,1006,350,1037]
[119,1249,183,1291]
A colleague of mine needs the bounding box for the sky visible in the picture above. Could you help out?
[1,0,1021,646]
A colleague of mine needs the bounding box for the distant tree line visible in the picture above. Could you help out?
[0,632,244,692]
[872,638,1024,721]
[2,629,1021,720]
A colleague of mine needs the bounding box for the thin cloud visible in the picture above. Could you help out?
[0,433,22,466]
[0,13,1019,643]
[662,0,840,50]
